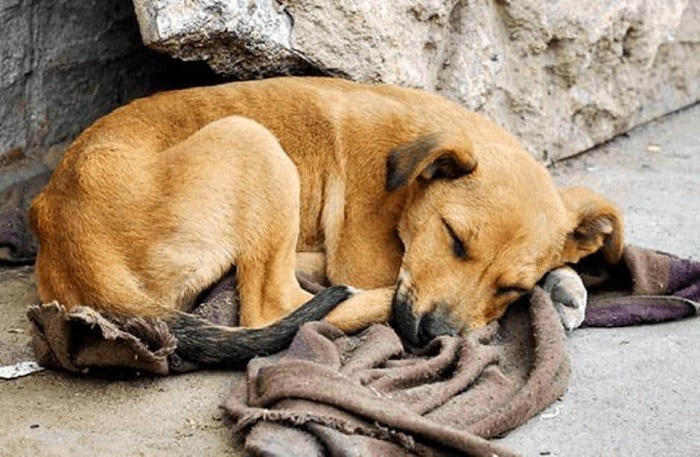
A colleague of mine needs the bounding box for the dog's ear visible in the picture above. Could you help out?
[385,132,478,192]
[560,186,624,264]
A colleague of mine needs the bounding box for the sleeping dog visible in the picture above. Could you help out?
[30,77,621,369]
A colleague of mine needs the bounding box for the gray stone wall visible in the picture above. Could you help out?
[2,0,697,186]
[134,0,700,162]
[0,0,219,189]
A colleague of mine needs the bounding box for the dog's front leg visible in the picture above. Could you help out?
[542,266,588,331]
[323,287,395,334]
[293,250,396,334]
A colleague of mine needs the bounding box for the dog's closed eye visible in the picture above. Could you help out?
[442,219,468,260]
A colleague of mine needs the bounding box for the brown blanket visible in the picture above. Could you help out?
[27,302,176,376]
[225,288,566,457]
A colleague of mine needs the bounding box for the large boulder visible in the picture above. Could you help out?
[134,0,699,160]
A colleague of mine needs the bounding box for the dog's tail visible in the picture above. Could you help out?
[165,285,353,372]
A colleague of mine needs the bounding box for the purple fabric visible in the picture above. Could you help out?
[585,298,697,327]
[668,258,700,302]
[582,246,700,327]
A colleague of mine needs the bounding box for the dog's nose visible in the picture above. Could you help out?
[417,312,458,345]
[392,294,458,347]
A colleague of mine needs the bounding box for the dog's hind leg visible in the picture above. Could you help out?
[167,115,336,329]
[229,154,319,328]
[157,116,355,369]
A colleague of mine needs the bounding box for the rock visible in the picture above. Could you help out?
[133,0,699,161]
[0,0,220,191]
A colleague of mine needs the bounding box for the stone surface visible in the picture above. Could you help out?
[0,0,220,191]
[134,0,700,161]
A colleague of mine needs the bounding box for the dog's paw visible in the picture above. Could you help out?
[542,266,587,331]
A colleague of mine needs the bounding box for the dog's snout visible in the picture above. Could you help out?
[391,290,422,347]
[417,312,457,344]
[392,287,458,347]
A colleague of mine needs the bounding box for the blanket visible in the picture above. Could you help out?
[581,246,700,326]
[224,288,564,457]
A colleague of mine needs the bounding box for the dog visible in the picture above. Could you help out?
[30,77,622,369]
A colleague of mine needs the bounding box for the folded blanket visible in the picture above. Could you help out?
[222,246,700,456]
[27,302,176,375]
[581,246,700,326]
[25,273,239,376]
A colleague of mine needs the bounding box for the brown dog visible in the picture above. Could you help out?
[30,77,622,368]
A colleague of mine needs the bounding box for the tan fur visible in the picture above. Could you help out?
[31,77,623,339]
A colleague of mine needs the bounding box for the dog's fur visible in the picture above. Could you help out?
[30,77,623,367]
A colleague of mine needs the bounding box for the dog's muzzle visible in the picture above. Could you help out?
[391,277,458,347]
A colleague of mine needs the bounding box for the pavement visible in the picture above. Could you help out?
[1,103,698,456]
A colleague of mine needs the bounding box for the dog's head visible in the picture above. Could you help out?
[387,131,622,346]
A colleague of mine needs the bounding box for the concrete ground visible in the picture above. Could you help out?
[1,103,698,456]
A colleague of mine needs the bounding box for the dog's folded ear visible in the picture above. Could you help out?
[560,186,624,265]
[385,132,478,192]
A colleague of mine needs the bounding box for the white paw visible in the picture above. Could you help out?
[543,266,588,331]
